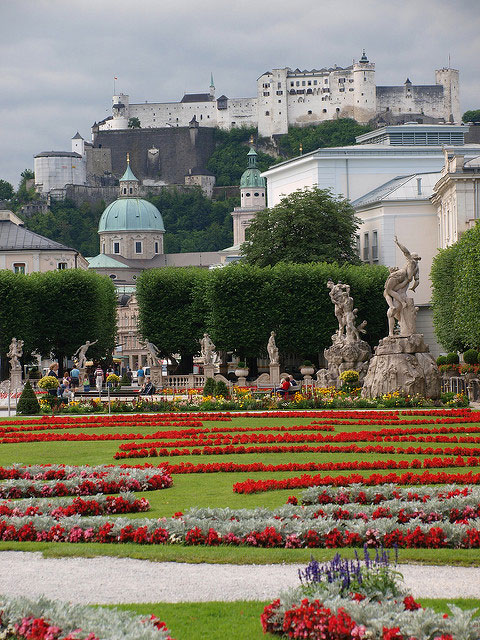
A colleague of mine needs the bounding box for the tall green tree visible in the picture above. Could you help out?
[0,180,14,201]
[136,267,209,372]
[276,119,373,157]
[431,224,480,351]
[241,187,361,267]
[30,270,116,370]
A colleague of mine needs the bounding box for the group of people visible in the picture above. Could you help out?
[47,362,80,401]
[278,374,299,398]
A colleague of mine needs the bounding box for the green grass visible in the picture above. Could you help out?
[1,413,480,564]
[106,598,480,640]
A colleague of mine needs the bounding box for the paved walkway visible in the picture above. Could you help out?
[0,552,479,604]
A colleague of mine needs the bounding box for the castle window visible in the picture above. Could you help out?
[278,99,281,103]
[336,108,340,112]
[308,81,311,85]
[135,241,143,254]
[323,109,327,113]
[154,241,159,254]
[296,81,299,86]
[276,90,283,95]
[302,81,305,86]
[324,79,328,84]
[13,263,26,274]
[265,111,269,116]
[277,82,281,88]
[254,192,259,197]
[314,80,317,85]
[109,274,117,280]
[129,187,133,194]
[246,193,251,197]
[123,187,127,195]
[290,82,294,87]
[307,110,312,115]
[58,262,67,270]
[113,242,120,254]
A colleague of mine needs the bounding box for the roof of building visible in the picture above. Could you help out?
[35,151,82,158]
[86,254,129,268]
[465,156,480,168]
[0,219,77,252]
[240,147,266,189]
[181,93,213,103]
[98,198,165,233]
[72,132,84,140]
[119,164,139,182]
[351,171,442,209]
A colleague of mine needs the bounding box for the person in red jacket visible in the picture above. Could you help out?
[278,376,291,398]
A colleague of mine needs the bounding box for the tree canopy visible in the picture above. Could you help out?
[0,180,14,201]
[276,119,373,157]
[431,223,480,352]
[136,262,388,365]
[241,187,361,267]
[462,110,480,123]
[0,269,117,378]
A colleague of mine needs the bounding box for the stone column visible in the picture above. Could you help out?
[269,363,280,385]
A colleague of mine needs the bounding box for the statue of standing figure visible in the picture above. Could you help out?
[384,236,421,336]
[7,338,23,371]
[144,341,161,368]
[267,331,279,365]
[200,333,216,365]
[73,339,98,369]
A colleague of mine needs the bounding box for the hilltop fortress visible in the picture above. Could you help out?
[97,52,460,138]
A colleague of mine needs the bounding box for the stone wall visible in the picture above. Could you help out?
[92,126,217,185]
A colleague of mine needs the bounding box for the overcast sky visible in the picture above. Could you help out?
[1,0,479,187]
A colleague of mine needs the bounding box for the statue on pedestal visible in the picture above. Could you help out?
[200,333,216,365]
[362,237,440,400]
[317,281,371,388]
[73,340,98,369]
[267,331,279,365]
[7,338,23,371]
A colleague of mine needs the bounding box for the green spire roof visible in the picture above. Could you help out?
[240,147,265,189]
[119,164,138,182]
[210,72,215,88]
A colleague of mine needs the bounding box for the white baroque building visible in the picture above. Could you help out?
[97,53,460,138]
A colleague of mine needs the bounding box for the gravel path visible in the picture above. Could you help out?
[1,552,480,603]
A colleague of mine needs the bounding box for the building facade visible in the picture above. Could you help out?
[0,209,88,273]
[98,54,460,138]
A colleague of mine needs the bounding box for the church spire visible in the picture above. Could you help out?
[209,72,215,97]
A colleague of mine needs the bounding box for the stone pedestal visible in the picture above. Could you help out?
[203,364,215,380]
[361,334,440,400]
[79,368,87,386]
[9,369,22,391]
[269,363,280,385]
[149,366,163,389]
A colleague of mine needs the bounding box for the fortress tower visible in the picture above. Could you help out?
[353,51,376,123]
[111,93,130,129]
[435,67,460,123]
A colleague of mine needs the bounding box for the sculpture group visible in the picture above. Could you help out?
[316,280,371,388]
[362,236,440,399]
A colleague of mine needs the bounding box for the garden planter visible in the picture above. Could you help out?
[235,368,249,386]
[300,366,315,378]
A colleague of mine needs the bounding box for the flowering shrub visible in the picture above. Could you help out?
[262,550,480,639]
[37,376,59,390]
[0,594,175,639]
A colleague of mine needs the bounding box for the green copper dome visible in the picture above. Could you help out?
[240,147,266,189]
[98,198,165,232]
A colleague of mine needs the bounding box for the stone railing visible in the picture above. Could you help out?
[164,374,205,390]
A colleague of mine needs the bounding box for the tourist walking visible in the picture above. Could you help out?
[70,365,80,392]
[47,363,59,378]
[137,366,145,388]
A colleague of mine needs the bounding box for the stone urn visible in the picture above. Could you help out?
[235,365,249,387]
[300,365,315,377]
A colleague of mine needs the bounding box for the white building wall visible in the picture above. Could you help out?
[34,155,86,193]
[263,147,480,207]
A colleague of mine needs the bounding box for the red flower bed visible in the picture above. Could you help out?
[233,470,480,494]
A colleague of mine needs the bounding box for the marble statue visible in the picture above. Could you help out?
[384,236,421,336]
[267,331,279,365]
[145,341,161,368]
[200,333,216,365]
[317,281,371,388]
[73,339,98,369]
[7,338,23,371]
[362,237,440,399]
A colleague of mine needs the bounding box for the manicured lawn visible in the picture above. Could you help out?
[109,598,480,640]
